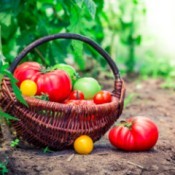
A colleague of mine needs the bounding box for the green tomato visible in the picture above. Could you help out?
[73,77,101,99]
[53,63,79,85]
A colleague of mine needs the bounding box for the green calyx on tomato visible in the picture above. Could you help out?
[52,63,79,85]
[73,77,101,100]
[117,120,133,129]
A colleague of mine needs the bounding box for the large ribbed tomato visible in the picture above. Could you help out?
[108,116,159,151]
[14,61,72,102]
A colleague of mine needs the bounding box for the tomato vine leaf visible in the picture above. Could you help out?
[84,0,96,19]
[3,69,28,107]
[0,111,18,121]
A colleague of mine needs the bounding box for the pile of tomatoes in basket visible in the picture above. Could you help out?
[14,61,112,105]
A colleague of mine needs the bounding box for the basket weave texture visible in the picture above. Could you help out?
[0,33,125,150]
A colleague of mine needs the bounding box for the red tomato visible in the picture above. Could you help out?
[14,62,42,86]
[108,116,159,151]
[93,91,112,104]
[69,90,84,100]
[14,62,72,102]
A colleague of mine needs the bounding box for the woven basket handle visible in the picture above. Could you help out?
[9,33,123,98]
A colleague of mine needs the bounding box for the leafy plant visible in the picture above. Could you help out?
[124,93,136,108]
[102,0,146,75]
[0,111,18,121]
[43,146,53,153]
[0,161,8,175]
[0,0,105,70]
[0,154,9,175]
[0,28,27,121]
[118,0,146,74]
[161,78,175,90]
[0,0,174,79]
[10,138,20,148]
[138,49,175,79]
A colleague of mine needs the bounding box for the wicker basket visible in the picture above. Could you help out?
[0,33,125,150]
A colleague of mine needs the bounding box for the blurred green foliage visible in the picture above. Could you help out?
[102,0,146,75]
[0,161,8,175]
[0,0,105,70]
[0,0,174,79]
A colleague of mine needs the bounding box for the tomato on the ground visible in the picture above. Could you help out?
[74,135,94,155]
[108,116,159,151]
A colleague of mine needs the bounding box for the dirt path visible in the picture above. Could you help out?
[1,78,175,175]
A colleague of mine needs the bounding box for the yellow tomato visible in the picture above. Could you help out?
[20,80,37,96]
[73,135,94,155]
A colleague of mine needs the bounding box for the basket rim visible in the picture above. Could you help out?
[1,77,125,115]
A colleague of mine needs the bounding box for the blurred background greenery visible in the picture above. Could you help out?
[0,0,175,81]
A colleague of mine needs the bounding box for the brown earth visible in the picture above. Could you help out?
[0,78,175,175]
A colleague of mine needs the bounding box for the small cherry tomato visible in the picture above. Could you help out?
[93,90,112,104]
[69,90,84,100]
[74,135,94,155]
[20,80,37,96]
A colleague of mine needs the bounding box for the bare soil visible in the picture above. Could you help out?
[1,78,175,175]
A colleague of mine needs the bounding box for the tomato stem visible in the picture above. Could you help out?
[117,120,133,129]
[40,66,53,73]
